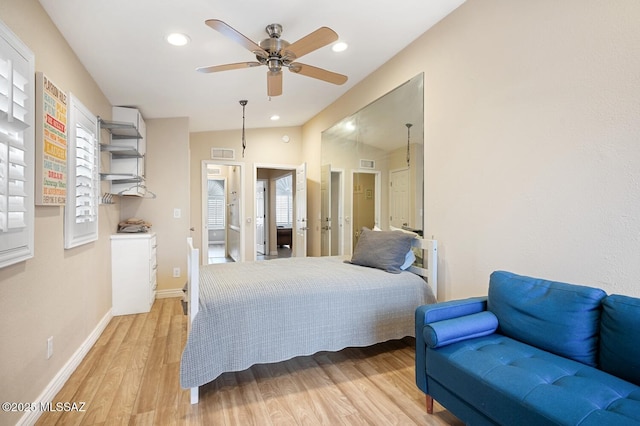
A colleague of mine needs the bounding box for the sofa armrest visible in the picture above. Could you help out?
[415,296,488,393]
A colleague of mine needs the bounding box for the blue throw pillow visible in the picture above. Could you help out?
[487,271,606,366]
[423,311,498,348]
[600,294,640,385]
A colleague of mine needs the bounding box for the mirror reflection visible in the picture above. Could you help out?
[321,73,424,256]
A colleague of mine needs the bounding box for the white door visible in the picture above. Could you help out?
[390,168,410,228]
[320,163,331,256]
[330,170,343,255]
[256,179,266,255]
[294,163,307,257]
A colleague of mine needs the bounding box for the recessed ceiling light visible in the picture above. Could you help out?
[332,42,348,52]
[166,33,190,46]
[270,115,280,121]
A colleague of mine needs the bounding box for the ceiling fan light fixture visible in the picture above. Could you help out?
[199,20,348,95]
[166,32,190,46]
[332,41,348,52]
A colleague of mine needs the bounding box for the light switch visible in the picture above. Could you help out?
[173,208,181,218]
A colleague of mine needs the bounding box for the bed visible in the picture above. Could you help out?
[180,233,438,404]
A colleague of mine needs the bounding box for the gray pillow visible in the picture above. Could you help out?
[349,227,415,273]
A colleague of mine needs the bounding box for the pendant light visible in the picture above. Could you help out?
[406,123,413,167]
[240,100,248,157]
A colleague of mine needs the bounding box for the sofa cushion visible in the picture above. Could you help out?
[600,294,640,386]
[427,335,640,425]
[487,271,606,366]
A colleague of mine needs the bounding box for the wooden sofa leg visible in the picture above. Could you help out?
[426,395,434,414]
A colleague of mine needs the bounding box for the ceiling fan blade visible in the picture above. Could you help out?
[267,71,283,97]
[196,62,262,73]
[205,19,268,58]
[289,62,348,85]
[283,27,338,60]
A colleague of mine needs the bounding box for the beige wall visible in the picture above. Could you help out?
[3,1,640,421]
[190,126,303,261]
[0,1,115,424]
[120,117,190,293]
[304,0,640,300]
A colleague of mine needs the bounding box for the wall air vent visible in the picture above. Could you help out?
[360,159,375,169]
[211,148,235,160]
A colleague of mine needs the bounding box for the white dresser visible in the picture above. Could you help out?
[111,233,157,315]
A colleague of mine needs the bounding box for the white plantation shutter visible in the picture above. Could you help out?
[0,21,34,268]
[207,179,225,229]
[64,94,99,249]
[275,174,293,227]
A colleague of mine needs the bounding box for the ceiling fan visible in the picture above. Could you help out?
[196,19,348,97]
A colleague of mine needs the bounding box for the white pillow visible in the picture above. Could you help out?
[401,249,416,270]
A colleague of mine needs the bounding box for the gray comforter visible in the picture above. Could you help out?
[180,256,435,388]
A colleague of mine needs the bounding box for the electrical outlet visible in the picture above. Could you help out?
[47,336,53,359]
[173,267,181,278]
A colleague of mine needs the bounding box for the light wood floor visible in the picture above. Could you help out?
[36,298,462,425]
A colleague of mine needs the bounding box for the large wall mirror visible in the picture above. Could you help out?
[321,73,424,256]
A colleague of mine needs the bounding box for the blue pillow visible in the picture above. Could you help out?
[600,294,640,385]
[488,271,606,366]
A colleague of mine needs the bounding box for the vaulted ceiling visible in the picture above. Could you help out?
[39,0,465,132]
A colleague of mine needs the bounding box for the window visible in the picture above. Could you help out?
[0,22,34,268]
[275,174,293,227]
[64,94,99,249]
[208,179,225,230]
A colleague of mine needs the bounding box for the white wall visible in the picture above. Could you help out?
[305,0,640,300]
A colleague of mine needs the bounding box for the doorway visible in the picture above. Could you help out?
[256,179,267,255]
[201,161,244,264]
[255,163,307,260]
[351,170,380,251]
[321,165,344,256]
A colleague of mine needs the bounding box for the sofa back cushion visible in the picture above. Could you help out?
[600,294,640,385]
[487,271,606,366]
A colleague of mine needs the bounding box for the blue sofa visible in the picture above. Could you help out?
[415,271,640,425]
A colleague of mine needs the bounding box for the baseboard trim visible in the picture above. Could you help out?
[156,288,184,299]
[18,309,113,426]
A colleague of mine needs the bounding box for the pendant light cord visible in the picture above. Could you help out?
[406,123,412,166]
[240,100,248,157]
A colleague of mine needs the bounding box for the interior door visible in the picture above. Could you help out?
[294,162,307,257]
[256,179,266,255]
[320,163,331,256]
[390,168,410,228]
[330,170,342,255]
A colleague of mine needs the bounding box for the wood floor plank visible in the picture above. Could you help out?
[36,297,462,426]
[315,352,399,424]
[105,366,144,420]
[251,363,298,426]
[153,362,184,426]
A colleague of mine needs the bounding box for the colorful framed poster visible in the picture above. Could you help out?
[35,72,67,205]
